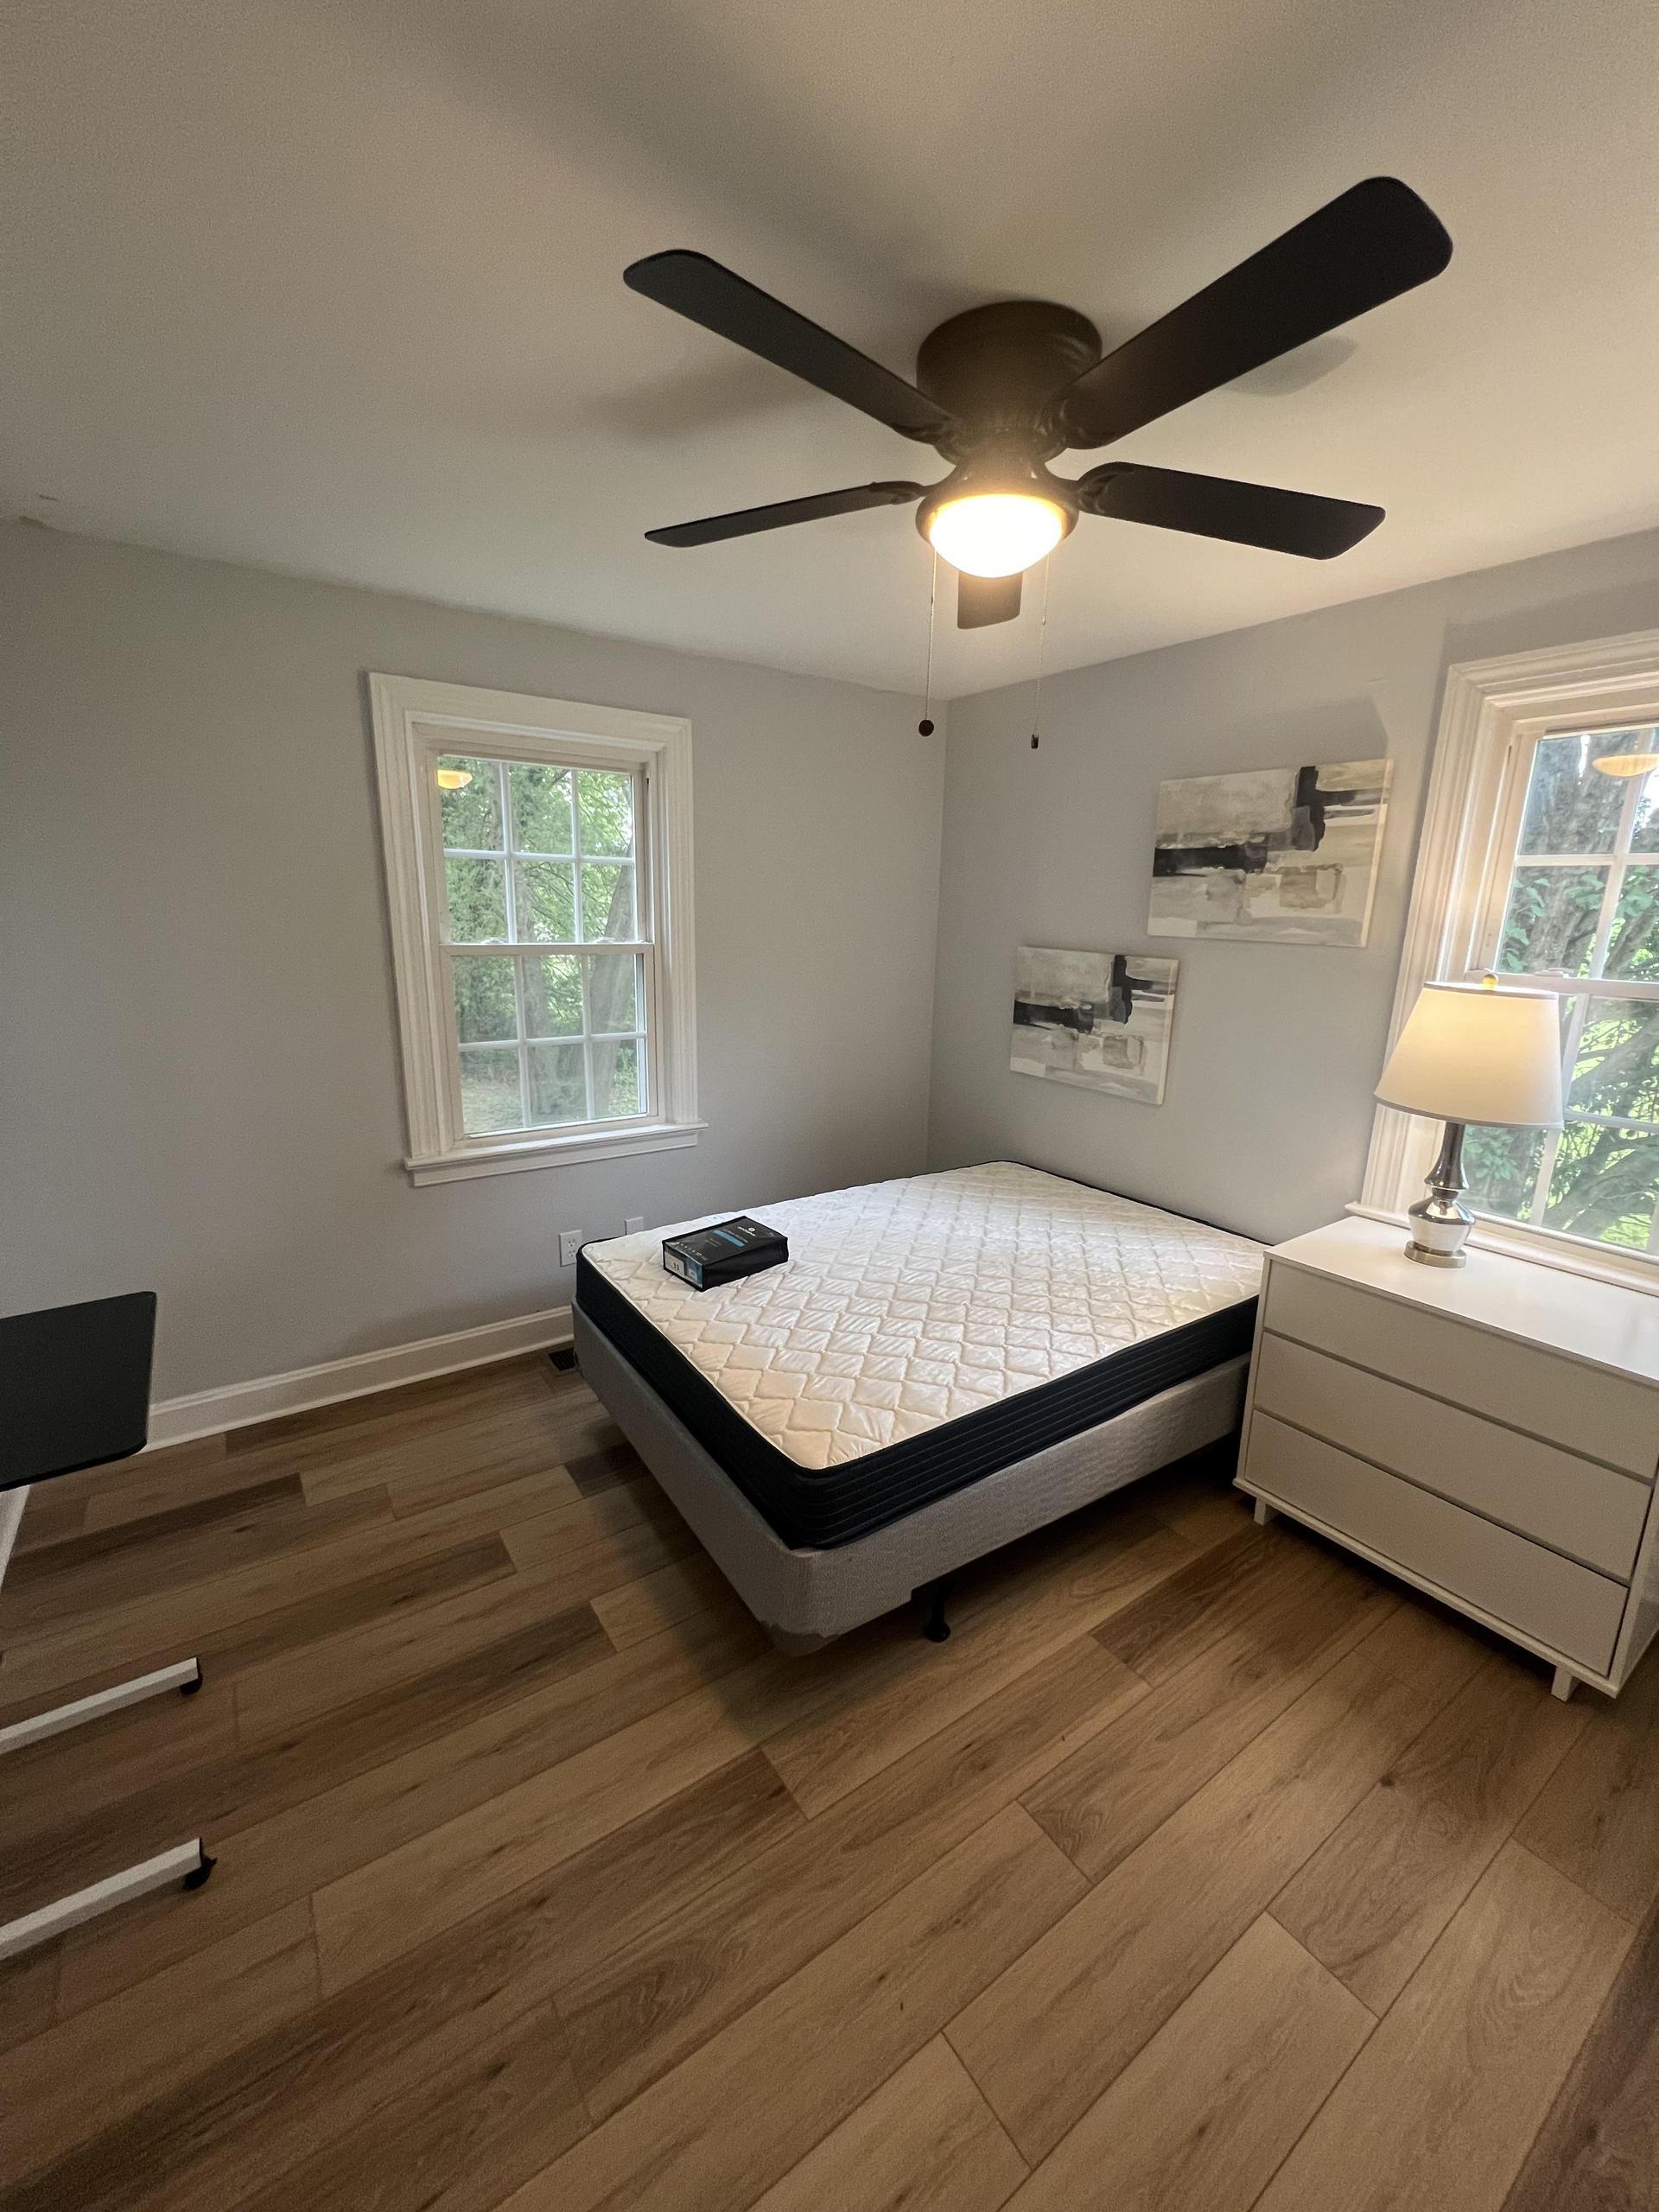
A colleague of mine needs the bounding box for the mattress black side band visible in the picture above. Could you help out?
[575,1254,1255,1550]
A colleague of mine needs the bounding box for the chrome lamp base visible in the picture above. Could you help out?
[1405,1120,1473,1268]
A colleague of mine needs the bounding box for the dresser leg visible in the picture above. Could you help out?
[1252,1497,1277,1529]
[1550,1665,1578,1703]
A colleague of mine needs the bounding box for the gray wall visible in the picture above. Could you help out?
[0,523,944,1399]
[928,526,1659,1244]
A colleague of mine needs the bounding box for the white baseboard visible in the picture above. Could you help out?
[147,1303,575,1450]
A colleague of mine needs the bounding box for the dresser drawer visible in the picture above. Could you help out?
[1253,1332,1651,1579]
[1265,1263,1659,1479]
[1243,1413,1627,1674]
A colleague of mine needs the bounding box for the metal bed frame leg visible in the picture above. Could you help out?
[918,1577,952,1643]
[0,1654,216,1964]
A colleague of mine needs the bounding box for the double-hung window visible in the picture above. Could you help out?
[370,676,698,1184]
[1363,630,1659,1281]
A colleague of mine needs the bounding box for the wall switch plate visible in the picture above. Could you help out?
[559,1230,583,1268]
[625,1216,645,1234]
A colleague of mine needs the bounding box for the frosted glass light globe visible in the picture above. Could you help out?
[925,492,1065,578]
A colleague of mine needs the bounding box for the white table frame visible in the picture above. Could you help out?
[0,1482,214,1963]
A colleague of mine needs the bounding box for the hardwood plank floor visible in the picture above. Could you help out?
[1000,1912,1373,2212]
[2,1351,1656,2212]
[1272,1654,1587,2012]
[1254,1842,1631,2212]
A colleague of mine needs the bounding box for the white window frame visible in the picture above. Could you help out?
[369,674,699,1185]
[1360,626,1659,1290]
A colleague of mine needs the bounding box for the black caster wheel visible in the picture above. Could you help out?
[181,1853,218,1892]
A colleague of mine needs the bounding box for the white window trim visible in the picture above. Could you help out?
[369,673,700,1185]
[1358,626,1659,1293]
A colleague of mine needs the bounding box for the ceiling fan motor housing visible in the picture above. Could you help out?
[913,299,1103,454]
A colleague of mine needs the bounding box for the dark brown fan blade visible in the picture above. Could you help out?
[625,251,956,442]
[957,571,1022,627]
[645,480,925,548]
[1077,463,1382,558]
[1052,179,1452,450]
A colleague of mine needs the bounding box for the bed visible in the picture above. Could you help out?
[573,1161,1264,1648]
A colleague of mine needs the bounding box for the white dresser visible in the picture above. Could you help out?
[1236,1216,1659,1700]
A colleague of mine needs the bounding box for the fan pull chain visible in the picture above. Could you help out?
[1030,556,1052,749]
[918,548,938,736]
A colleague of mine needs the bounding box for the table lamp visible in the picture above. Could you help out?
[1374,977,1563,1268]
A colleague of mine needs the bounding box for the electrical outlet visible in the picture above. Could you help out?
[625,1215,645,1234]
[559,1230,583,1268]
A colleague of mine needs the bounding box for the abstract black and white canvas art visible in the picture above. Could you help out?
[1010,945,1179,1107]
[1148,758,1392,946]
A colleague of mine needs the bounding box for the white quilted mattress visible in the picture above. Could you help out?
[581,1162,1264,1473]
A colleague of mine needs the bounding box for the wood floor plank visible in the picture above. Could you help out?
[0,1679,241,1918]
[1024,1541,1395,1879]
[229,1356,562,1471]
[560,1438,647,1496]
[29,1755,798,2212]
[1,1607,608,1923]
[0,1945,60,2060]
[749,2036,1028,2212]
[946,1643,1435,2164]
[380,1463,584,1536]
[1351,1582,1494,1704]
[1517,1643,1659,1923]
[1254,1842,1632,2212]
[556,1632,1146,2120]
[0,1532,514,1736]
[589,1550,747,1649]
[501,1805,1085,2212]
[232,1554,610,1742]
[0,1901,320,2191]
[76,1437,261,1533]
[13,1488,87,1550]
[762,1508,1192,1816]
[289,1403,588,1507]
[499,1493,697,1594]
[1501,1882,1659,2212]
[0,1505,542,1707]
[51,1605,762,2016]
[24,1432,228,1512]
[9,1471,303,1580]
[1001,1913,1373,2212]
[310,1677,787,1993]
[1090,1520,1285,1685]
[0,1483,393,1639]
[1144,1459,1259,1553]
[1274,1654,1587,2012]
[231,2001,588,2212]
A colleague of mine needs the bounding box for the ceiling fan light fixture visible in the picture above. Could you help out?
[924,492,1067,578]
[1592,751,1659,779]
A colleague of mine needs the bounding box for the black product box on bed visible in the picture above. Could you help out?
[662,1216,788,1291]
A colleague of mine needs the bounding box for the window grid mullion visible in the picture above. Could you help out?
[571,763,586,944]
[1529,985,1588,1224]
[579,953,596,1121]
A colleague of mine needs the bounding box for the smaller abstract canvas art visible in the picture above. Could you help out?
[1149,758,1392,946]
[1010,944,1179,1107]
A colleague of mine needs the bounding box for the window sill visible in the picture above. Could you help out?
[406,1121,705,1186]
[1345,1201,1659,1300]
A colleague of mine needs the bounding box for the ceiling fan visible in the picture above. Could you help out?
[626,178,1452,628]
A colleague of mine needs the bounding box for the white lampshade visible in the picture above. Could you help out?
[1376,981,1563,1129]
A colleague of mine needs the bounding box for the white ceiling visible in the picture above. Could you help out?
[3,0,1656,696]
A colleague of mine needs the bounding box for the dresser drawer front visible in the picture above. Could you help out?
[1243,1413,1627,1674]
[1265,1264,1659,1479]
[1254,1332,1651,1579]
